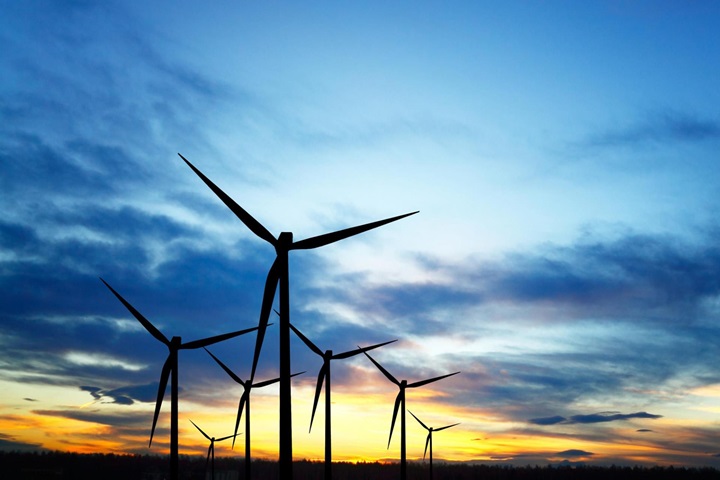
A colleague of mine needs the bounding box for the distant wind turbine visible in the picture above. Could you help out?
[290,321,396,480]
[100,278,258,480]
[363,350,459,480]
[189,420,239,480]
[180,153,417,479]
[408,410,459,480]
[204,347,303,480]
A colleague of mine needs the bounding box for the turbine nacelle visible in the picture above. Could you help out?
[277,231,293,252]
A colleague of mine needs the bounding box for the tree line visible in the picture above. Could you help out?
[2,451,719,480]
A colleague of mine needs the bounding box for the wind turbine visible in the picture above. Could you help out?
[180,153,417,479]
[189,420,240,480]
[204,347,303,480]
[100,278,258,480]
[290,322,396,480]
[408,410,459,480]
[363,350,459,480]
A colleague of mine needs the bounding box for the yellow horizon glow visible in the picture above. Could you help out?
[2,377,717,467]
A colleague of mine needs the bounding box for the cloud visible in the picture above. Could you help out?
[317,227,720,336]
[530,415,566,426]
[285,224,720,436]
[0,0,235,158]
[482,233,720,318]
[32,409,149,428]
[0,0,291,415]
[556,449,594,457]
[1,3,719,463]
[529,411,662,426]
[587,110,720,147]
[80,384,159,405]
[0,434,44,452]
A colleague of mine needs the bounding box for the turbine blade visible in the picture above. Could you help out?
[179,154,277,246]
[189,419,211,441]
[180,325,259,350]
[424,432,431,460]
[434,422,460,432]
[233,391,247,449]
[100,278,169,345]
[362,350,399,386]
[252,371,303,389]
[408,410,429,431]
[250,258,280,382]
[149,355,172,447]
[289,322,324,357]
[408,371,460,389]
[204,348,245,385]
[251,377,280,389]
[217,432,241,442]
[388,391,402,449]
[309,362,327,433]
[332,339,397,360]
[206,444,212,471]
[290,211,418,250]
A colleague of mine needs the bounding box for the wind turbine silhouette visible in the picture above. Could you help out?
[189,419,239,480]
[204,347,303,480]
[180,153,417,479]
[290,321,396,480]
[408,410,459,480]
[100,278,258,480]
[363,350,459,480]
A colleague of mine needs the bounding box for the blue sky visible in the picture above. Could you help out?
[2,0,720,467]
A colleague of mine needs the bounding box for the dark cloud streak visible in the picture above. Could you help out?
[529,411,662,426]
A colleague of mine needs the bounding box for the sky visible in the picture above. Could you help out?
[2,0,720,469]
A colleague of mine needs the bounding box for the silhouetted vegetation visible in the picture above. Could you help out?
[2,451,720,479]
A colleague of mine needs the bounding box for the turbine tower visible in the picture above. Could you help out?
[180,153,417,479]
[204,348,303,480]
[100,278,258,480]
[408,410,459,480]
[189,420,239,480]
[290,322,396,480]
[363,350,459,480]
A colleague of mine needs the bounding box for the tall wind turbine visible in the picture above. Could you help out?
[290,322,396,480]
[180,153,417,479]
[408,410,459,480]
[100,278,258,480]
[189,420,239,480]
[204,348,303,480]
[363,350,459,480]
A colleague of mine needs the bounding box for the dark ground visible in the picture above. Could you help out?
[3,451,720,480]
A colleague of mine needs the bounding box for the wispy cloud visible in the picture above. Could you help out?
[587,110,720,147]
[32,409,149,428]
